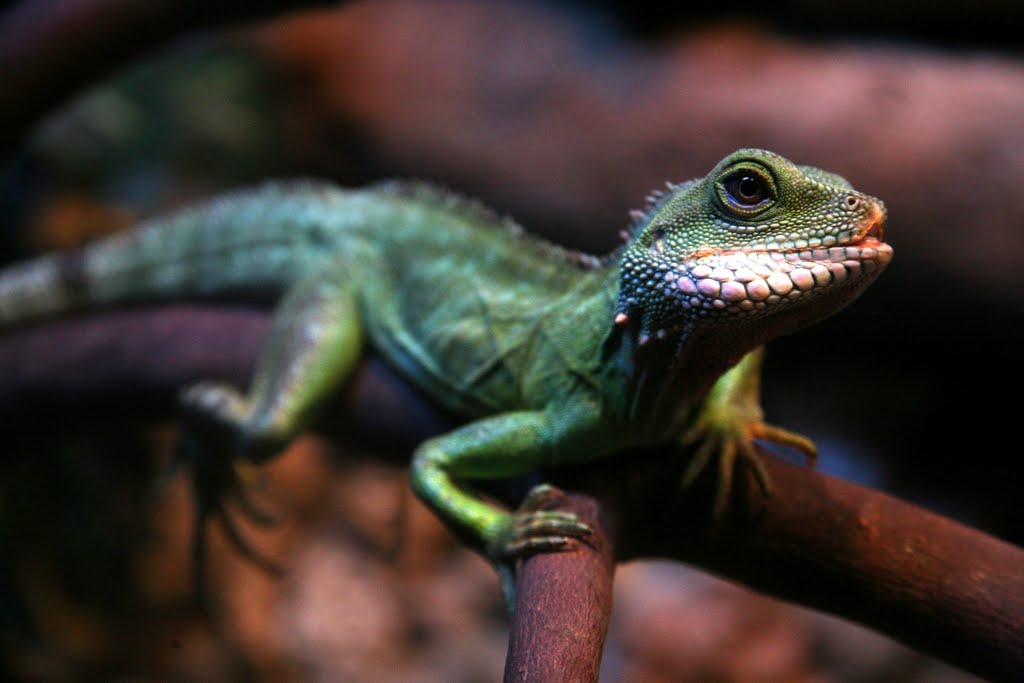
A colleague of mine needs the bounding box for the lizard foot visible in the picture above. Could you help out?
[174,382,286,604]
[176,427,284,561]
[488,484,594,560]
[486,484,594,613]
[678,418,817,520]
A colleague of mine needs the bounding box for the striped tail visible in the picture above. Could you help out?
[0,181,351,327]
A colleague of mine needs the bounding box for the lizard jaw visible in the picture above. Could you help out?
[672,231,892,319]
[848,206,885,245]
[617,219,892,343]
[860,221,884,243]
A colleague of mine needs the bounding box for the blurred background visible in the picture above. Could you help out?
[1,0,1022,679]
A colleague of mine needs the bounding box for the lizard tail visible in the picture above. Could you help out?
[0,248,95,325]
[0,182,347,327]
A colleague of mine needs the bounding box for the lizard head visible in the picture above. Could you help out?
[615,148,892,363]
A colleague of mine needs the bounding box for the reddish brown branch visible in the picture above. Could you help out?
[504,491,616,683]
[1,307,1022,681]
[591,451,1024,682]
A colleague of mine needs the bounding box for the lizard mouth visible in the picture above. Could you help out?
[849,220,885,247]
[845,196,887,248]
[673,216,892,316]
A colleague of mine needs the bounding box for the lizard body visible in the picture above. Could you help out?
[0,149,891,591]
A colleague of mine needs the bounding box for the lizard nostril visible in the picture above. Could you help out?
[844,195,861,210]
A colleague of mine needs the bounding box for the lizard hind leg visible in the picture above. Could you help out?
[173,275,364,597]
[177,380,281,540]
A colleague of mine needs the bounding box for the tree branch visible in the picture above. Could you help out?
[4,2,1021,680]
[504,490,616,683]
[1,307,1021,681]
[586,449,1024,682]
[0,0,337,154]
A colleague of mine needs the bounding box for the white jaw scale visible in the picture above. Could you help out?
[671,239,893,316]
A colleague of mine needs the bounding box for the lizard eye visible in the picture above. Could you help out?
[728,175,764,204]
[717,166,777,215]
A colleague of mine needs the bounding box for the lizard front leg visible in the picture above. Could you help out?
[176,274,363,583]
[678,347,817,518]
[410,404,602,607]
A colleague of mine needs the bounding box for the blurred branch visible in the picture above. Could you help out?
[1,307,1021,681]
[0,0,336,155]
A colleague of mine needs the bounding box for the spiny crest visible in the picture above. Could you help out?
[623,179,697,243]
[377,180,605,271]
[249,179,343,203]
[374,179,512,231]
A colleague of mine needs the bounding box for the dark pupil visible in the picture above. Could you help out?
[738,176,760,200]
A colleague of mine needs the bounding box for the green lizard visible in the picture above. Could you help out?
[0,149,890,595]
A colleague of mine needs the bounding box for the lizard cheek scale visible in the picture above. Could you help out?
[676,234,893,317]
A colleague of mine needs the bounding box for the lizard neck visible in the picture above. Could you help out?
[555,258,720,435]
[602,327,729,434]
[598,257,754,434]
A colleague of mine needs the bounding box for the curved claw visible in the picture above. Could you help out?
[490,509,594,561]
[678,348,816,518]
[709,434,774,520]
[752,423,818,467]
[487,484,594,612]
[487,485,594,560]
[679,436,717,491]
[679,419,808,520]
[507,511,592,552]
[190,495,284,611]
[210,500,285,577]
[188,469,285,609]
[230,461,281,527]
[169,428,284,607]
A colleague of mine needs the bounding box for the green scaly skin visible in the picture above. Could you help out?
[0,149,892,598]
